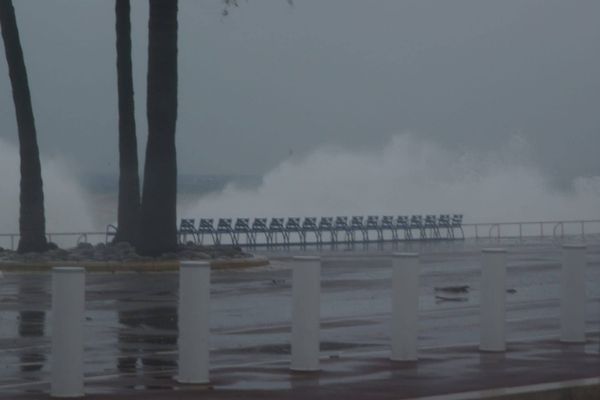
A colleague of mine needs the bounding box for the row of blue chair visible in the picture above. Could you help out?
[178,215,464,246]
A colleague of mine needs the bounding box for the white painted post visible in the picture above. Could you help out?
[291,256,321,371]
[560,244,587,343]
[480,249,507,352]
[390,253,420,361]
[177,261,211,384]
[51,267,85,398]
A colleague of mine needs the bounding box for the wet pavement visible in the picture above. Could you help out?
[1,237,599,398]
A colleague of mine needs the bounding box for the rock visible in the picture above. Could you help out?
[434,285,470,293]
[115,241,133,251]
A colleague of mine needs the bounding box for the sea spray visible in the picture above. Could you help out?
[183,134,600,222]
[0,138,93,241]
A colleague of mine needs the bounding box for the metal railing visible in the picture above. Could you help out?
[463,219,600,241]
[1,219,599,251]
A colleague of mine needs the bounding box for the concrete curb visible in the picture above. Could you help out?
[0,256,269,273]
[407,377,600,400]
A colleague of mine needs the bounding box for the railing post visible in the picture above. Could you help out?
[391,253,420,361]
[177,261,211,384]
[560,244,586,343]
[51,267,85,398]
[291,256,321,371]
[480,249,507,352]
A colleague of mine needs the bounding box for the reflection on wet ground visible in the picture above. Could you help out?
[116,306,177,375]
[0,238,599,397]
[18,310,45,373]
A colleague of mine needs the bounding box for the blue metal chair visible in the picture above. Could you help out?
[410,215,426,239]
[318,217,334,244]
[350,216,364,242]
[250,218,268,245]
[216,218,234,245]
[438,214,452,238]
[300,217,319,245]
[381,216,397,241]
[179,218,197,244]
[284,217,302,245]
[233,218,251,245]
[396,216,412,240]
[365,215,381,241]
[425,215,441,239]
[197,219,215,244]
[451,214,465,239]
[333,216,350,243]
[267,218,285,246]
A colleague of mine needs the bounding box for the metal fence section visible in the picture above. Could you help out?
[1,218,598,251]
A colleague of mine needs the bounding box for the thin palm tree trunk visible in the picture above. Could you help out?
[114,0,141,246]
[0,0,47,253]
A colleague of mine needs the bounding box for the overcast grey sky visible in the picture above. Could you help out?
[1,0,598,181]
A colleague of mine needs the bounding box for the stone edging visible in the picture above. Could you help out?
[0,256,269,273]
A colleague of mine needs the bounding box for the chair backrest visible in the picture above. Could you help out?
[318,217,333,229]
[366,215,379,228]
[252,218,268,230]
[302,217,318,229]
[438,214,450,227]
[424,215,437,227]
[334,216,348,229]
[179,218,196,233]
[451,214,463,226]
[396,216,410,228]
[381,216,394,228]
[234,218,250,231]
[350,216,363,229]
[269,218,285,230]
[217,218,233,230]
[198,218,214,232]
[285,217,301,230]
[410,215,423,227]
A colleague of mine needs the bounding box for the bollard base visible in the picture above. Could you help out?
[560,338,586,344]
[175,380,213,389]
[175,374,210,385]
[50,390,84,399]
[478,346,507,353]
[389,357,418,364]
[290,367,321,374]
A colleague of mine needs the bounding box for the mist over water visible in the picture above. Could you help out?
[185,135,600,223]
[0,138,93,235]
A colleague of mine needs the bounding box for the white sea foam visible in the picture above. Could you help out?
[184,134,600,223]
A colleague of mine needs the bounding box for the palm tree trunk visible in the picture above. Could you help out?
[138,0,178,256]
[0,0,47,253]
[114,0,141,246]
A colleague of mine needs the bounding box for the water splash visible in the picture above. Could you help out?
[0,138,93,236]
[184,134,600,222]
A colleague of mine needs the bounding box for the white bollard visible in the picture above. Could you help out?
[560,244,587,343]
[480,249,507,352]
[390,253,420,361]
[291,256,321,371]
[177,261,211,384]
[51,267,85,398]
